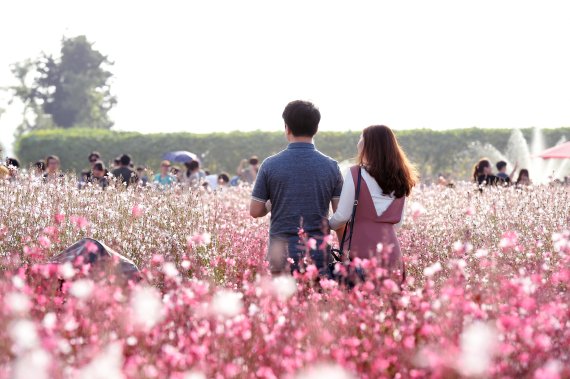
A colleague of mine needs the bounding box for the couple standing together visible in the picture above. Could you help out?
[250,100,417,282]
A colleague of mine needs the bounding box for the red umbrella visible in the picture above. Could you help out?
[538,141,570,159]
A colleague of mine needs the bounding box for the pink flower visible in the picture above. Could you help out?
[410,202,426,220]
[132,204,144,217]
[307,238,317,250]
[305,264,318,280]
[38,235,51,249]
[70,215,89,230]
[499,231,518,250]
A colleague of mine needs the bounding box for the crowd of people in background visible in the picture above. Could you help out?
[1,150,568,189]
[473,159,533,187]
[0,151,261,191]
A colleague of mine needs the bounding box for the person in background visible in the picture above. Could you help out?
[473,159,503,186]
[112,154,137,187]
[81,151,102,183]
[218,172,230,188]
[5,158,20,181]
[33,160,46,178]
[136,166,149,186]
[329,125,418,284]
[153,160,176,187]
[91,161,110,189]
[6,157,19,169]
[112,157,121,170]
[237,156,260,184]
[171,166,185,183]
[0,165,9,180]
[250,100,343,276]
[43,155,64,181]
[496,160,518,184]
[516,169,531,186]
[185,160,206,187]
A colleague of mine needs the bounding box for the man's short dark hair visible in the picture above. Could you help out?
[218,172,230,183]
[496,161,507,171]
[119,154,131,166]
[282,100,321,137]
[188,160,200,171]
[34,160,46,171]
[6,157,20,168]
[249,156,259,166]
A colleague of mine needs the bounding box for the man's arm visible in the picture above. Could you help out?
[250,162,269,218]
[250,199,269,218]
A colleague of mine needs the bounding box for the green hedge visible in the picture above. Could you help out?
[15,127,570,180]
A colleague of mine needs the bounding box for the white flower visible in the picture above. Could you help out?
[12,276,25,289]
[59,262,75,280]
[42,312,57,329]
[12,348,50,379]
[295,363,355,379]
[9,319,39,350]
[457,322,498,377]
[475,249,488,258]
[5,292,31,314]
[78,343,124,379]
[183,371,207,379]
[70,279,94,300]
[271,276,297,301]
[130,286,163,330]
[423,262,442,277]
[211,290,243,318]
[162,262,179,278]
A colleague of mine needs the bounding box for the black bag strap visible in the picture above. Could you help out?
[339,166,362,259]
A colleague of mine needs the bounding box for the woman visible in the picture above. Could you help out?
[91,161,110,189]
[516,169,531,186]
[473,159,502,186]
[329,125,417,281]
[43,155,64,182]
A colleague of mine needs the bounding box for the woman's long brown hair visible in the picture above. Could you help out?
[358,125,418,198]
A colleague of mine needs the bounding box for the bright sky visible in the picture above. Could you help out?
[2,0,570,155]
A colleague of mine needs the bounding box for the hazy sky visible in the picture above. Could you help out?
[2,0,570,155]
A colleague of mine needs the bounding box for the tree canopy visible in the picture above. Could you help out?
[7,35,116,137]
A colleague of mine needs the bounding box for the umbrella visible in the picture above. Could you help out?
[537,141,570,159]
[49,238,141,281]
[162,151,200,163]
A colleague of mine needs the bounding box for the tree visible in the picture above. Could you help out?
[7,35,116,136]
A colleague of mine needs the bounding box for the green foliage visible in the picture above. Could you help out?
[7,35,115,137]
[15,127,570,180]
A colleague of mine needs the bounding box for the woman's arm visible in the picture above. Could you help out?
[395,197,406,230]
[329,168,355,230]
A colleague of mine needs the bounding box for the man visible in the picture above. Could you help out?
[250,100,343,275]
[112,154,137,187]
[496,160,518,184]
[236,156,260,184]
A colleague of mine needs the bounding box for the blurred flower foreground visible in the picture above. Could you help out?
[1,179,569,378]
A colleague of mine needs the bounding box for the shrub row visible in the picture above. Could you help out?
[15,127,570,180]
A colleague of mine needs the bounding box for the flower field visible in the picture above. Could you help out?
[1,179,569,378]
